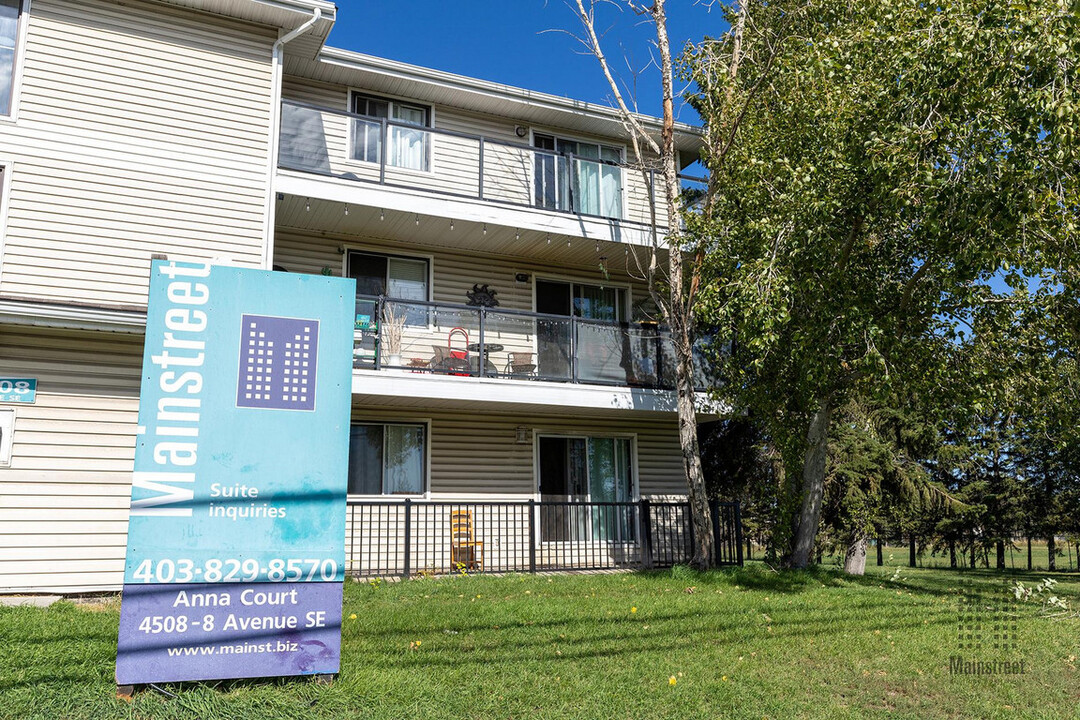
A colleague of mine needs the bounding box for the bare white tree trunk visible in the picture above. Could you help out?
[843,533,867,575]
[569,0,716,567]
[650,0,714,569]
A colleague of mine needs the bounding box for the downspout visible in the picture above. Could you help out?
[261,8,322,269]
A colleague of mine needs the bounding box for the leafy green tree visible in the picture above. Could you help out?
[820,397,957,573]
[684,0,1078,568]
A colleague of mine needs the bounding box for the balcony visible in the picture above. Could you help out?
[277,99,706,240]
[351,295,713,391]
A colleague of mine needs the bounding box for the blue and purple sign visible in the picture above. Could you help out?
[116,261,355,685]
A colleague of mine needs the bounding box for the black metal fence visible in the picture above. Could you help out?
[345,498,742,578]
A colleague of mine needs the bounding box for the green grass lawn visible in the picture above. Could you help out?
[1,565,1078,719]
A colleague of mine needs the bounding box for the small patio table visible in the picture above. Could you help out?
[467,343,505,376]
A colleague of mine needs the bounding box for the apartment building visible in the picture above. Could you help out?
[0,0,732,594]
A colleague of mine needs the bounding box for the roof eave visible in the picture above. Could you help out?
[315,47,705,155]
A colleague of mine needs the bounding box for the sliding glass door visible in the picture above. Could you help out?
[535,279,627,380]
[533,134,623,219]
[536,279,628,381]
[538,436,635,542]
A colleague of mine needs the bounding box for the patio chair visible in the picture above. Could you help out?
[430,343,469,374]
[449,509,483,571]
[504,352,536,377]
[447,327,472,376]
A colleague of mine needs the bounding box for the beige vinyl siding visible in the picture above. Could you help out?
[0,325,142,593]
[350,405,685,499]
[0,0,276,307]
[280,79,667,228]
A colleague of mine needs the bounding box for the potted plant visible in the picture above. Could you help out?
[381,304,407,368]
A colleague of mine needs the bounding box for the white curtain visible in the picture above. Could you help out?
[600,145,623,220]
[391,105,427,170]
[384,425,424,495]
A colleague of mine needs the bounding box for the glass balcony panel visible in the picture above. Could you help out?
[348,294,717,390]
[660,330,678,389]
[479,310,539,379]
[388,125,430,171]
[353,297,379,369]
[572,321,661,387]
[350,116,382,165]
[279,101,334,173]
[533,315,574,382]
[378,299,480,373]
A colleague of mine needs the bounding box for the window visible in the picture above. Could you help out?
[350,93,431,171]
[0,408,13,466]
[347,423,426,495]
[0,0,21,117]
[346,249,429,325]
[538,435,635,541]
[533,133,623,219]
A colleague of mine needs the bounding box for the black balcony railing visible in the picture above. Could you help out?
[345,498,743,578]
[353,294,715,390]
[278,99,704,227]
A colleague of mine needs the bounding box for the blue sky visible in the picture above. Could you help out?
[325,1,728,124]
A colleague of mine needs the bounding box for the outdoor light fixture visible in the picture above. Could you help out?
[305,199,311,212]
[415,214,420,226]
[379,209,384,221]
[482,223,487,236]
[515,230,521,241]
[515,426,530,444]
[546,233,551,244]
[450,219,455,231]
[344,205,349,216]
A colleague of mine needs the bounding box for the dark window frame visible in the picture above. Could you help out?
[348,91,433,171]
[347,421,428,496]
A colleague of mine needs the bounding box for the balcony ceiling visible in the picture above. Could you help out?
[274,194,666,271]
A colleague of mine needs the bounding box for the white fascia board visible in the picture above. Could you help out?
[350,369,726,416]
[163,0,336,26]
[0,300,146,334]
[276,170,658,246]
[252,0,336,14]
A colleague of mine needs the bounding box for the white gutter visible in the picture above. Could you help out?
[317,47,704,144]
[0,300,146,334]
[261,7,323,270]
